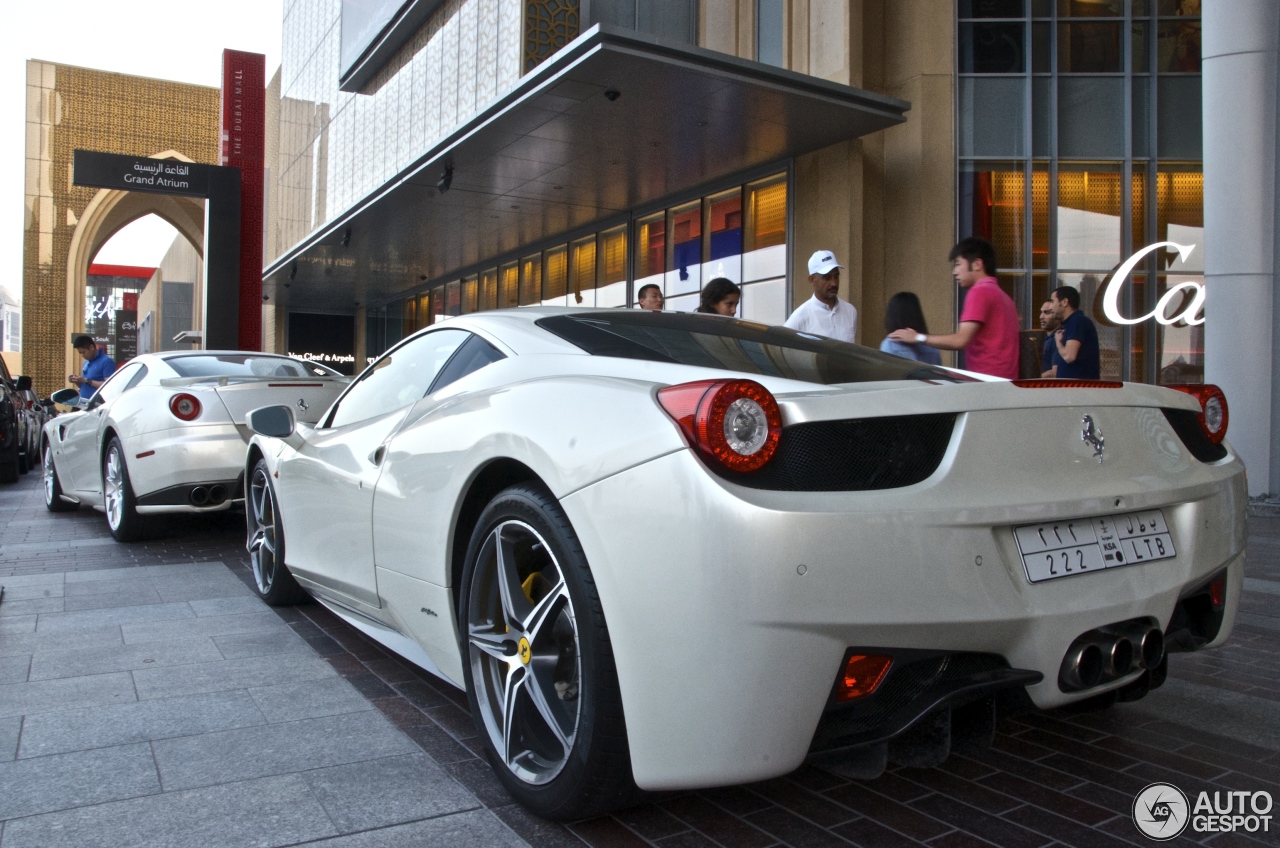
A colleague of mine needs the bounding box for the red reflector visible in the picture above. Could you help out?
[136,450,155,459]
[836,655,893,702]
[1209,574,1226,609]
[1012,379,1124,389]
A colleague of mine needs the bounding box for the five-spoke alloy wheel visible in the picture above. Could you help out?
[103,436,149,541]
[246,458,308,606]
[460,484,637,820]
[43,442,76,512]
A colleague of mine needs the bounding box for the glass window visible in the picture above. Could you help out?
[1056,0,1121,17]
[596,225,627,307]
[959,163,1027,272]
[1057,271,1124,380]
[569,236,596,306]
[91,361,142,407]
[479,269,498,312]
[1157,76,1201,158]
[536,313,973,384]
[1057,165,1122,271]
[124,365,149,391]
[958,77,1027,158]
[165,354,340,379]
[1057,22,1122,73]
[519,254,542,306]
[429,334,506,394]
[461,275,479,314]
[499,262,519,309]
[1058,77,1125,158]
[1155,274,1204,385]
[958,22,1026,73]
[669,201,702,296]
[960,0,1025,16]
[1032,22,1051,72]
[445,280,462,317]
[756,0,785,68]
[328,329,469,428]
[1156,20,1200,73]
[744,177,787,282]
[635,213,666,280]
[1032,162,1050,268]
[543,245,568,304]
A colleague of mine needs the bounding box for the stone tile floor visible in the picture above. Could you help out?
[1,469,1278,847]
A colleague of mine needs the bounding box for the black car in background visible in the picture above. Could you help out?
[0,355,39,483]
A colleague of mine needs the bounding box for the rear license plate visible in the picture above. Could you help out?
[1013,509,1175,584]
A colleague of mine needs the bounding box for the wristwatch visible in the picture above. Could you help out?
[915,333,927,344]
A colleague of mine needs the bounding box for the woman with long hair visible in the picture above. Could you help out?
[879,291,941,364]
[696,277,741,316]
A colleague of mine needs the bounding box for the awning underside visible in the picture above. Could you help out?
[265,25,909,314]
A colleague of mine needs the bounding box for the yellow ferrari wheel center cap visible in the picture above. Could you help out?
[518,637,531,664]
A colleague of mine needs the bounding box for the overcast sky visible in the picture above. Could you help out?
[7,1,284,301]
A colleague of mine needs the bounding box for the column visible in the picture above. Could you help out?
[1202,0,1279,496]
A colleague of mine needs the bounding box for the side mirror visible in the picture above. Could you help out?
[247,405,297,439]
[14,375,32,391]
[50,388,81,407]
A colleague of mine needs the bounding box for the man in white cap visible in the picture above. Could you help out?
[784,249,858,343]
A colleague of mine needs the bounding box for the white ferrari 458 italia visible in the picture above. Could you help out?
[242,309,1244,820]
[43,350,349,541]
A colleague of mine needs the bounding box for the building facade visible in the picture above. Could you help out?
[22,62,219,396]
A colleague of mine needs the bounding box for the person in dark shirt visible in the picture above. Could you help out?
[1039,300,1060,377]
[1050,286,1101,379]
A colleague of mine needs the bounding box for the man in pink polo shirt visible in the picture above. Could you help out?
[888,237,1020,379]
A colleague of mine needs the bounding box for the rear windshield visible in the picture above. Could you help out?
[536,313,973,385]
[165,354,340,379]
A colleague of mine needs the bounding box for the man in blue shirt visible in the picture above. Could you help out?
[1050,286,1101,380]
[70,334,116,402]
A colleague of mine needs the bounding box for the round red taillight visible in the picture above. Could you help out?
[1169,384,1228,444]
[657,379,782,473]
[169,393,202,422]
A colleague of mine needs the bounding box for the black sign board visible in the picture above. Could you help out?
[73,150,212,197]
[287,312,357,376]
[73,149,241,351]
[115,310,138,362]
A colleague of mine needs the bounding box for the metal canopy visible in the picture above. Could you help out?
[265,24,909,314]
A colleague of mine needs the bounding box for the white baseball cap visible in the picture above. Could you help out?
[808,250,843,276]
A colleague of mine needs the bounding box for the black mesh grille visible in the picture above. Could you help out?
[1161,408,1228,463]
[726,413,957,491]
[810,653,1008,753]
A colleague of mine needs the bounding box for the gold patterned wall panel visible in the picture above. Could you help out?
[22,61,219,395]
[525,0,579,71]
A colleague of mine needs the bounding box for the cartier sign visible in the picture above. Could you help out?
[1101,241,1204,326]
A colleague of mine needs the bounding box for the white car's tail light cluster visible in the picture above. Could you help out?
[657,379,782,473]
[1168,384,1229,445]
[169,393,202,422]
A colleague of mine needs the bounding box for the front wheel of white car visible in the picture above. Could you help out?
[103,437,152,542]
[246,459,308,606]
[459,483,639,820]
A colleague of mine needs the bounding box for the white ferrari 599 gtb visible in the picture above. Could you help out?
[43,351,349,542]
[242,309,1243,820]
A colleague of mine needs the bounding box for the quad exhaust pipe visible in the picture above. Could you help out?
[1059,619,1164,692]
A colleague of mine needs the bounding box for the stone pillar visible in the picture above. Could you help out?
[1202,0,1279,496]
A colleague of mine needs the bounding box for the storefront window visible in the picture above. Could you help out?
[542,245,568,305]
[596,225,627,307]
[499,262,519,309]
[461,275,479,314]
[668,201,702,296]
[479,269,498,312]
[519,253,541,306]
[568,236,596,306]
[959,1,1201,383]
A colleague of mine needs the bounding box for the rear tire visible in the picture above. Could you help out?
[103,437,152,542]
[246,459,309,606]
[43,443,77,512]
[459,483,640,820]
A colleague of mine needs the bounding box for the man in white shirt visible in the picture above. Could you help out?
[783,250,858,343]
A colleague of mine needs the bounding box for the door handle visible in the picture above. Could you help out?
[368,446,386,466]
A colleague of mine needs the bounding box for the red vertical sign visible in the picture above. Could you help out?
[219,50,266,351]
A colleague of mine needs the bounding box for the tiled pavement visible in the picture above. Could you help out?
[1,470,1279,848]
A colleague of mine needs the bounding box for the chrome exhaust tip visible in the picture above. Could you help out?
[1106,637,1134,678]
[189,486,209,506]
[1140,627,1165,670]
[1064,642,1104,690]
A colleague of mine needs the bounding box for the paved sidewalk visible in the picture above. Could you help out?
[2,469,1278,847]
